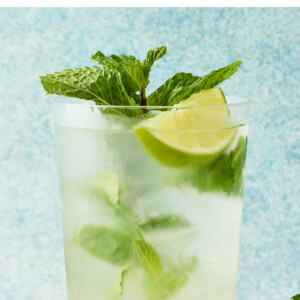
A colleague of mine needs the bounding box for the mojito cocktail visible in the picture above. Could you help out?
[41,46,249,300]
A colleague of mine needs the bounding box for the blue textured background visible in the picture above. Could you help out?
[0,7,299,300]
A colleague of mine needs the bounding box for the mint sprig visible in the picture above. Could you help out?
[291,295,300,300]
[40,46,241,111]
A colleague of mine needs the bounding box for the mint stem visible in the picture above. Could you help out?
[141,87,147,106]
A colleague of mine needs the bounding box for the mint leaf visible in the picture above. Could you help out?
[148,60,242,106]
[148,72,199,106]
[132,225,164,280]
[40,67,138,110]
[79,225,133,266]
[291,295,300,300]
[92,52,145,89]
[87,172,120,207]
[143,257,198,300]
[142,46,167,86]
[111,55,146,90]
[91,51,140,103]
[139,215,189,232]
[133,240,162,280]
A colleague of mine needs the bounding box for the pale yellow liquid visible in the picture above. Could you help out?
[55,123,246,300]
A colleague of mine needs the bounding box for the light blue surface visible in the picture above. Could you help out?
[0,7,299,300]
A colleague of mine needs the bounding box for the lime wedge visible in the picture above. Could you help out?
[134,88,237,167]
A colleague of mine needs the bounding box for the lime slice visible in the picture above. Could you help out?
[134,88,237,167]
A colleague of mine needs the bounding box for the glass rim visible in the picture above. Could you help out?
[53,95,250,110]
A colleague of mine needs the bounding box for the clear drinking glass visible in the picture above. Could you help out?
[54,97,249,300]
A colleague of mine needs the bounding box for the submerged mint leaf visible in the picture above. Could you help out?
[79,225,133,266]
[207,135,247,195]
[87,172,120,207]
[148,61,242,106]
[144,269,187,300]
[139,215,189,232]
[143,257,198,300]
[132,224,164,280]
[133,240,162,280]
[175,136,247,196]
[40,67,138,107]
[291,295,300,300]
[231,136,248,180]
